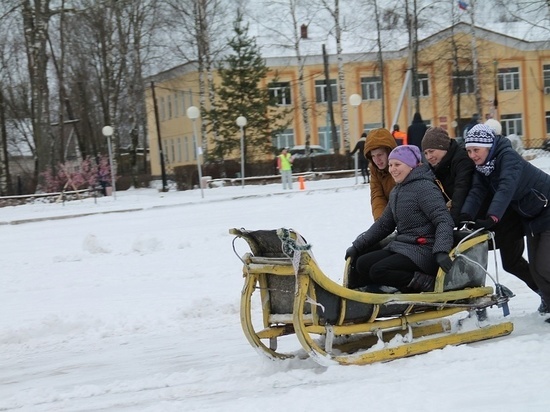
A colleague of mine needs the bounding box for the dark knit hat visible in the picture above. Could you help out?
[388,145,422,169]
[465,124,495,148]
[422,127,451,151]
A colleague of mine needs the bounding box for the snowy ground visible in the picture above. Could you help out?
[1,169,550,412]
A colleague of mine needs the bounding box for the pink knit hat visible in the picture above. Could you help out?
[388,145,422,168]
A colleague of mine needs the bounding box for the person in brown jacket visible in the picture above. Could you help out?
[363,128,398,220]
[346,128,398,288]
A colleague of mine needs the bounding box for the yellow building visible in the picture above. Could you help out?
[146,22,550,177]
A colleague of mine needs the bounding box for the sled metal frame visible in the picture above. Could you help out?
[231,228,513,366]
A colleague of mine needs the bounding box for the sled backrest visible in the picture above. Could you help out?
[230,228,301,317]
[435,230,490,292]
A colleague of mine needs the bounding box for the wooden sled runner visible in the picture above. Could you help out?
[230,227,514,366]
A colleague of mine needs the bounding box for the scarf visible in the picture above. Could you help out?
[475,144,497,176]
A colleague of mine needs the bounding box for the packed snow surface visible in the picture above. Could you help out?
[1,171,549,411]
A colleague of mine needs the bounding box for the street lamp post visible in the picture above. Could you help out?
[349,93,362,185]
[236,116,247,188]
[186,106,204,199]
[101,125,116,199]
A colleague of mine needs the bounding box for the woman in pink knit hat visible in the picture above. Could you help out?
[345,145,454,292]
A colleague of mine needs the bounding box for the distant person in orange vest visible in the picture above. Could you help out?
[392,124,408,146]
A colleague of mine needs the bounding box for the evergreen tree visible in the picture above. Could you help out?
[205,12,289,169]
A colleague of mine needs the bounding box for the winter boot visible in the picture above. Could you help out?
[536,291,550,314]
[538,297,550,314]
[476,308,488,322]
[407,271,436,292]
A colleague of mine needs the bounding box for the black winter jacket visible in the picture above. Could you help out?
[407,113,428,151]
[429,140,475,222]
[350,137,367,166]
[461,136,550,235]
[352,164,454,275]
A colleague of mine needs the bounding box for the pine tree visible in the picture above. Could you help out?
[206,12,289,169]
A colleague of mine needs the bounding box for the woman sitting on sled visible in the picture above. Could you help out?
[345,145,454,293]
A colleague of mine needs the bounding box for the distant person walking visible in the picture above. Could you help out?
[391,124,408,145]
[458,113,480,147]
[277,147,294,190]
[407,112,428,152]
[350,132,369,184]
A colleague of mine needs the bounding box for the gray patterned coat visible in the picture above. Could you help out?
[352,164,454,275]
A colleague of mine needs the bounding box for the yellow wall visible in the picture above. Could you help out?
[146,25,550,177]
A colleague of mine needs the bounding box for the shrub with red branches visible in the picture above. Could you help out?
[40,155,113,193]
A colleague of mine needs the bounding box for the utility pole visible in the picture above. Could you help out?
[150,81,168,192]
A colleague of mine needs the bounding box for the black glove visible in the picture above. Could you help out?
[474,216,497,230]
[345,245,358,261]
[456,213,473,225]
[435,252,453,273]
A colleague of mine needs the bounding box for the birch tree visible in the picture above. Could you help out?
[164,0,230,166]
[21,0,54,184]
[257,0,321,163]
[320,0,350,152]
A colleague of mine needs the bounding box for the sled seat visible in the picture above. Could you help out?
[230,227,513,366]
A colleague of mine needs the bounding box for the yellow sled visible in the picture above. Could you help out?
[230,227,513,366]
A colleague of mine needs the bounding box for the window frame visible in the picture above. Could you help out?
[501,113,523,136]
[544,65,550,89]
[360,76,382,100]
[273,129,295,149]
[318,125,341,150]
[498,67,520,91]
[413,73,429,97]
[315,79,337,103]
[269,81,292,106]
[452,70,475,94]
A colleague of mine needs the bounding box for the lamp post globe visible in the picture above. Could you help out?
[236,116,247,127]
[187,106,200,120]
[102,125,113,137]
[349,93,362,107]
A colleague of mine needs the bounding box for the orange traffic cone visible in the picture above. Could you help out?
[298,176,306,190]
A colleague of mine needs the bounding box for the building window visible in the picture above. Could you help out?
[315,79,337,103]
[163,139,171,164]
[167,95,173,119]
[159,97,165,121]
[170,138,176,163]
[498,67,520,91]
[177,137,182,162]
[180,92,186,116]
[413,73,429,97]
[361,77,382,100]
[318,125,340,150]
[544,65,550,89]
[273,129,294,148]
[269,81,292,105]
[546,111,550,135]
[364,123,383,134]
[184,136,190,162]
[501,113,522,136]
[174,93,179,117]
[452,71,474,94]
